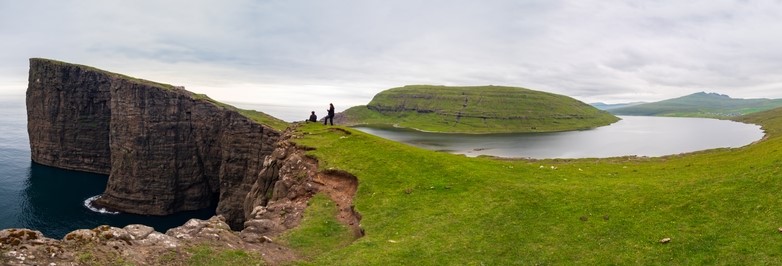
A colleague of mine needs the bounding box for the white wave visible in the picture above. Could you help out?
[84,195,120,215]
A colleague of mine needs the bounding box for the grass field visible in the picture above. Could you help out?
[282,107,782,265]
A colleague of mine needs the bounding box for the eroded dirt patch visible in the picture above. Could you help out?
[313,169,363,237]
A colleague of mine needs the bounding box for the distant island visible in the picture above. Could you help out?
[606,92,782,118]
[336,85,619,133]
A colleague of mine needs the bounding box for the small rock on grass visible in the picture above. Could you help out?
[659,238,671,244]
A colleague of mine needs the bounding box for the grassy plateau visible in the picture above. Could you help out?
[338,85,619,133]
[281,106,782,265]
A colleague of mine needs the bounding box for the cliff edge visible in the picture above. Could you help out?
[26,58,283,229]
[5,124,362,265]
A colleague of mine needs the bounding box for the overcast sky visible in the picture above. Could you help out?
[2,0,782,121]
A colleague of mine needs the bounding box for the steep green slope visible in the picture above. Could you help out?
[287,106,782,265]
[610,92,782,118]
[338,85,618,133]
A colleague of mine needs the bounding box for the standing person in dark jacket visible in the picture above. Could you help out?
[324,103,335,125]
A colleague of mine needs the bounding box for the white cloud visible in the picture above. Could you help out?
[2,0,782,118]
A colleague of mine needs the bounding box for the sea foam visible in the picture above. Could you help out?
[84,195,120,215]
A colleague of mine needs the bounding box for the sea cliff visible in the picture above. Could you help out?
[15,58,363,265]
[26,58,278,229]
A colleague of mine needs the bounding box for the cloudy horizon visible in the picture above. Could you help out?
[2,0,782,121]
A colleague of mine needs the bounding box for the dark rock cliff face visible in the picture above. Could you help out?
[26,58,281,229]
[26,60,112,174]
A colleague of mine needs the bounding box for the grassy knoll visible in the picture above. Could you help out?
[287,107,782,265]
[339,85,619,133]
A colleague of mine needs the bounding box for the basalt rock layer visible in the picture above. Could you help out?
[26,58,282,228]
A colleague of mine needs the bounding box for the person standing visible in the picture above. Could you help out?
[324,103,335,125]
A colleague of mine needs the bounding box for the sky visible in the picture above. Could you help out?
[2,0,782,121]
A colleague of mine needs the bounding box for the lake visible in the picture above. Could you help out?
[0,95,215,239]
[354,116,765,159]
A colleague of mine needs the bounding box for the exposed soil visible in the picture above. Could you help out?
[313,169,363,237]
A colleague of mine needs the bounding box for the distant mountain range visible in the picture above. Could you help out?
[596,92,782,118]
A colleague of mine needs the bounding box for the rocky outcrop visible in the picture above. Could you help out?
[0,216,298,265]
[241,134,327,243]
[26,58,280,228]
[5,125,362,265]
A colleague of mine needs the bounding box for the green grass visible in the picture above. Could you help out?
[287,106,782,265]
[339,85,619,133]
[610,92,782,118]
[280,193,356,259]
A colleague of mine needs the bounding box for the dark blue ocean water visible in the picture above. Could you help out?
[0,95,215,239]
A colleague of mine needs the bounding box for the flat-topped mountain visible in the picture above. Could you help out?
[609,92,782,118]
[336,85,619,133]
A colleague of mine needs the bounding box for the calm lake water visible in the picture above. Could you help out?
[0,95,215,239]
[355,116,765,159]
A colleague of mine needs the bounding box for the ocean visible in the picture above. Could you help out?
[0,94,215,239]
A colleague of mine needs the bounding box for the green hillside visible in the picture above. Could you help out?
[337,85,619,133]
[609,92,782,118]
[283,106,782,265]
